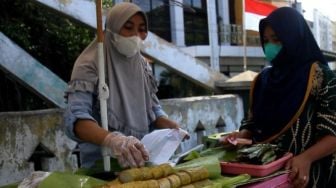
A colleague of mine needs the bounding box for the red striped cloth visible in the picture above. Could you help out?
[245,0,277,31]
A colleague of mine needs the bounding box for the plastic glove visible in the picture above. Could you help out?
[102,132,149,168]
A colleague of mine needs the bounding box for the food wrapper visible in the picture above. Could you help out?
[141,128,188,165]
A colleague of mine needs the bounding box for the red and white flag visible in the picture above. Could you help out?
[244,0,277,31]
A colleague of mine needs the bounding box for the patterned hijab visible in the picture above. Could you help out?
[250,7,327,142]
[69,2,156,139]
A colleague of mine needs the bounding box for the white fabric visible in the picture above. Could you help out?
[245,12,266,31]
[244,0,277,31]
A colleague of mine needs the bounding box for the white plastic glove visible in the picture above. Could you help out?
[102,132,149,168]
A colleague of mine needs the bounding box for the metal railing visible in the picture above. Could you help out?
[219,24,261,46]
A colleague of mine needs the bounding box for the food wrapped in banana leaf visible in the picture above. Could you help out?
[103,162,211,187]
[100,179,160,188]
[192,179,213,188]
[181,167,209,182]
[118,163,175,183]
[174,156,221,179]
[235,144,285,165]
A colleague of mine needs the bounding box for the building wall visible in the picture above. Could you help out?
[313,10,333,51]
[0,109,77,185]
[332,21,336,51]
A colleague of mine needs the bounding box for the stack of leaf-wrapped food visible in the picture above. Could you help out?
[98,163,214,188]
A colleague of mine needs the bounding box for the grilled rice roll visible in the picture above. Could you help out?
[181,167,209,182]
[158,177,171,188]
[167,174,181,188]
[118,168,142,183]
[175,171,191,185]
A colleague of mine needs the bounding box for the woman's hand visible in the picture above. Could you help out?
[219,129,252,146]
[102,132,149,168]
[285,153,312,188]
[284,135,336,187]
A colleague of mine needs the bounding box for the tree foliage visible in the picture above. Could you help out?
[157,70,212,99]
[0,0,210,111]
[0,0,95,111]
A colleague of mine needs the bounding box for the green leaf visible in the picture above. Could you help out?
[183,150,201,161]
[37,172,106,188]
[174,156,221,179]
[213,174,251,187]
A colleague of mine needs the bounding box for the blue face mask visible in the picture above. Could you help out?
[264,43,282,62]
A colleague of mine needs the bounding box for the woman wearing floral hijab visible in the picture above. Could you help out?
[64,2,180,169]
[221,7,336,187]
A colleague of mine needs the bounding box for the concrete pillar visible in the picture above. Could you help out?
[169,0,186,47]
[218,0,231,45]
[207,0,220,71]
[313,10,321,47]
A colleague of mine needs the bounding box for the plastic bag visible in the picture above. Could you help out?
[141,128,188,165]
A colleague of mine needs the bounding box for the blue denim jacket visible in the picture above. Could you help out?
[63,91,167,168]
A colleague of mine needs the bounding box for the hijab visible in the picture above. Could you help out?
[250,7,327,142]
[69,2,156,139]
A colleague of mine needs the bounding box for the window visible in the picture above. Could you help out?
[183,0,208,45]
[132,0,172,42]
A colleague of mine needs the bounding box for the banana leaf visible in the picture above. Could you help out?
[183,146,236,162]
[213,174,251,188]
[74,158,122,181]
[183,150,201,161]
[0,182,20,188]
[221,149,237,162]
[37,171,106,188]
[174,156,221,179]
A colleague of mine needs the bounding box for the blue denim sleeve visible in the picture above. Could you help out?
[153,104,168,118]
[152,95,168,118]
[63,91,97,142]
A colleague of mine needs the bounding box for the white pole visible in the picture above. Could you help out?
[96,0,110,172]
[242,0,247,71]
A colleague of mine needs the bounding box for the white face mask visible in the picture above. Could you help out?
[112,33,143,58]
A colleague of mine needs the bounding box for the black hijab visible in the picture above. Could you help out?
[250,7,327,142]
